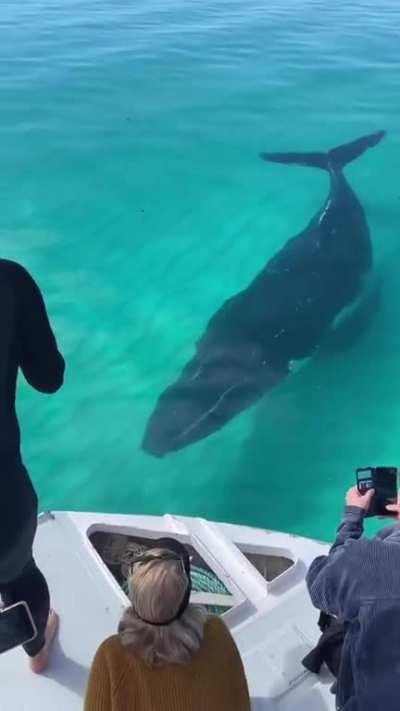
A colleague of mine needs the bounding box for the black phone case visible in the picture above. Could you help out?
[356,467,397,518]
[0,603,36,655]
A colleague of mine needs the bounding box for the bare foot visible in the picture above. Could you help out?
[30,610,59,674]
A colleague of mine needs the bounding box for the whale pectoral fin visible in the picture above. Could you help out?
[317,277,382,357]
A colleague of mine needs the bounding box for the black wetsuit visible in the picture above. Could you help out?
[0,259,65,656]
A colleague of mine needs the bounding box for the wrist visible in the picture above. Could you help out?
[344,505,367,519]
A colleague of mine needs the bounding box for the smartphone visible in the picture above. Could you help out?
[356,467,398,517]
[0,601,37,655]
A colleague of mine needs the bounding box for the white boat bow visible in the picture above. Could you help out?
[1,511,335,710]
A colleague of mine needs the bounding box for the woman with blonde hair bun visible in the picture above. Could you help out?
[84,537,250,711]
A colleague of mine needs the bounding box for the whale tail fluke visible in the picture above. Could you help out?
[260,130,386,171]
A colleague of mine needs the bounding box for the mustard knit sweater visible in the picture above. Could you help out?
[84,616,251,711]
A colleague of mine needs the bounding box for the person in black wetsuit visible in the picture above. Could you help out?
[0,259,65,673]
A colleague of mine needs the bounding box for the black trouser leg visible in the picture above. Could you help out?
[0,558,50,656]
[0,459,51,656]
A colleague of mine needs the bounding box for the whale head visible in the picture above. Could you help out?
[142,343,287,457]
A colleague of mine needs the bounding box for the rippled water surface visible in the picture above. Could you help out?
[1,0,400,539]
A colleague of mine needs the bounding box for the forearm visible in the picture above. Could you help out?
[306,506,364,616]
[18,266,65,392]
[330,505,365,552]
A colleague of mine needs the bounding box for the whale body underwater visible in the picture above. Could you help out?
[142,130,386,457]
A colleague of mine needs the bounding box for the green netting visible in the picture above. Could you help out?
[190,566,231,615]
[190,566,229,595]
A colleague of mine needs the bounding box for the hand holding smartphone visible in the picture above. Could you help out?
[356,467,398,517]
[0,601,37,655]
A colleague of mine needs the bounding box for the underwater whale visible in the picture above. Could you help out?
[143,130,386,457]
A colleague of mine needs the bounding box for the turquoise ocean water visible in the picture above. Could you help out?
[1,0,400,540]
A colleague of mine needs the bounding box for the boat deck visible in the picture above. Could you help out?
[1,511,335,710]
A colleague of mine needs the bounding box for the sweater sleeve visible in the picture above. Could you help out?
[15,264,65,393]
[229,637,251,710]
[84,643,113,711]
[306,506,365,618]
[214,618,251,710]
